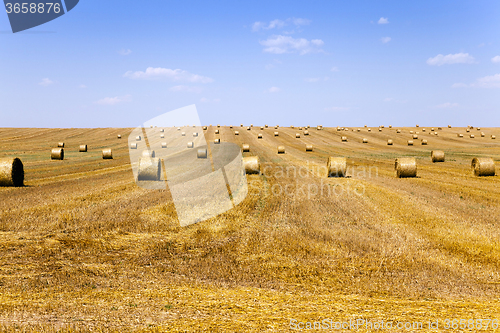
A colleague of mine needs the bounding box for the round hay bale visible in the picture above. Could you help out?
[368,128,371,132]
[471,157,496,177]
[470,134,475,138]
[217,124,221,128]
[296,133,301,138]
[466,128,470,132]
[477,127,481,131]
[317,125,323,130]
[327,157,347,177]
[421,139,428,145]
[203,126,207,130]
[407,140,414,146]
[438,127,442,130]
[265,125,269,128]
[481,132,485,137]
[457,133,463,138]
[247,126,251,131]
[341,136,348,142]
[130,143,137,149]
[305,144,313,151]
[102,149,113,159]
[0,157,24,187]
[215,129,220,134]
[389,125,392,128]
[229,125,233,129]
[260,126,264,130]
[387,139,393,145]
[362,138,368,143]
[274,132,279,137]
[422,128,426,132]
[395,157,417,178]
[193,132,198,137]
[142,150,155,158]
[137,157,161,181]
[160,129,164,132]
[277,146,285,154]
[396,129,401,133]
[161,142,167,148]
[431,150,445,163]
[378,128,382,132]
[214,138,221,144]
[243,156,260,174]
[181,132,186,136]
[258,134,263,139]
[416,124,419,127]
[304,130,309,136]
[337,127,341,131]
[276,125,279,128]
[431,128,435,131]
[413,134,418,139]
[58,142,65,148]
[242,144,250,152]
[136,136,141,141]
[177,127,181,131]
[357,128,361,132]
[160,134,165,138]
[250,124,253,127]
[79,145,87,152]
[434,132,439,136]
[235,131,239,135]
[448,125,452,128]
[117,135,122,139]
[492,135,496,139]
[187,142,194,148]
[197,148,208,159]
[364,125,367,127]
[51,148,64,160]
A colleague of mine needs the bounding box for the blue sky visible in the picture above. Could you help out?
[1,0,499,128]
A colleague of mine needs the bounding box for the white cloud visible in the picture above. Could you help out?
[435,102,459,109]
[492,56,500,63]
[260,35,324,55]
[381,37,391,44]
[39,78,54,86]
[384,97,394,102]
[426,53,475,66]
[79,84,87,88]
[291,18,311,26]
[378,17,389,24]
[95,95,131,105]
[471,73,500,88]
[169,85,203,93]
[330,67,339,72]
[251,18,310,32]
[267,87,281,93]
[324,106,349,111]
[118,49,132,56]
[124,67,213,83]
[451,83,468,88]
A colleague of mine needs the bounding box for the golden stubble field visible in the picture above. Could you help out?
[0,125,499,332]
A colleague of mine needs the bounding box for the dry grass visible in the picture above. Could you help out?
[0,127,500,331]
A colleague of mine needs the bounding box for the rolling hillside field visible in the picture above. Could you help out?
[1,126,500,332]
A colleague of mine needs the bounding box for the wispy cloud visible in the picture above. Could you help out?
[380,37,391,44]
[95,95,131,105]
[426,53,475,66]
[252,18,310,32]
[267,87,281,93]
[118,49,132,56]
[169,85,203,93]
[330,67,339,72]
[435,102,459,109]
[492,56,500,63]
[452,73,500,88]
[324,106,349,111]
[378,17,389,24]
[39,78,54,86]
[124,67,213,83]
[79,84,87,89]
[384,97,394,102]
[260,35,324,55]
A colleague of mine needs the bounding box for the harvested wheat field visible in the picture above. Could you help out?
[1,126,500,332]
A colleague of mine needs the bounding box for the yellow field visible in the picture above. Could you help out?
[0,126,499,332]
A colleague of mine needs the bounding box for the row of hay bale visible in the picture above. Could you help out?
[51,143,113,160]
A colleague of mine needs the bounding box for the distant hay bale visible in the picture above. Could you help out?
[137,157,161,181]
[412,134,418,139]
[448,125,452,128]
[197,148,208,159]
[327,157,347,177]
[160,134,164,138]
[276,125,279,128]
[265,125,268,128]
[142,150,155,158]
[416,124,419,127]
[230,125,233,129]
[260,126,264,130]
[117,135,121,139]
[364,125,367,127]
[470,134,475,138]
[160,129,164,132]
[431,150,445,163]
[136,136,141,141]
[387,139,393,145]
[203,126,207,130]
[79,145,87,152]
[345,128,349,131]
[214,138,220,144]
[130,143,137,149]
[389,125,392,128]
[241,124,244,127]
[337,127,341,131]
[51,148,64,160]
[422,128,426,132]
[161,142,167,148]
[481,132,485,137]
[291,126,295,129]
[434,132,439,136]
[193,132,198,137]
[242,144,250,152]
[458,134,463,138]
[215,129,220,134]
[341,136,348,142]
[247,126,251,130]
[296,133,301,138]
[492,135,496,139]
[357,128,361,132]
[306,144,313,151]
[431,128,435,131]
[250,124,253,127]
[471,157,496,177]
[466,128,470,132]
[368,128,371,132]
[421,139,428,145]
[407,140,414,146]
[396,129,401,133]
[395,157,417,178]
[181,132,186,136]
[317,125,323,130]
[58,142,65,148]
[477,127,481,131]
[235,131,239,135]
[258,134,263,139]
[304,130,309,136]
[187,142,194,148]
[0,157,24,187]
[102,149,113,159]
[243,156,260,174]
[218,124,221,128]
[438,127,442,130]
[274,132,279,136]
[363,138,368,143]
[378,128,382,132]
[277,146,285,154]
[410,130,414,134]
[177,127,181,131]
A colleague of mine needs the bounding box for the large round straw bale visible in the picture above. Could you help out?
[277,146,285,154]
[51,148,64,160]
[214,138,221,144]
[203,126,207,130]
[215,129,220,134]
[197,148,208,159]
[181,132,186,136]
[431,150,445,163]
[160,134,164,138]
[471,157,496,177]
[58,142,65,148]
[395,157,417,178]
[161,142,167,148]
[470,134,475,138]
[136,136,141,141]
[117,135,121,139]
[187,142,194,148]
[421,139,428,145]
[137,157,161,181]
[304,130,309,136]
[407,140,414,146]
[341,136,348,142]
[362,138,368,143]
[274,132,279,136]
[387,139,393,145]
[102,149,113,159]
[142,150,155,158]
[412,134,418,139]
[235,131,239,135]
[130,143,137,149]
[0,157,24,187]
[327,157,347,177]
[492,135,496,139]
[193,132,198,137]
[79,145,87,152]
[243,156,260,174]
[306,144,313,151]
[258,134,263,139]
[242,144,250,152]
[296,133,301,138]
